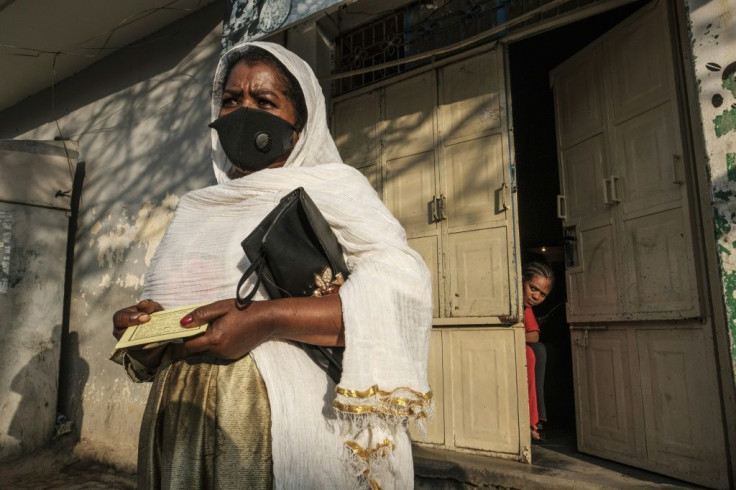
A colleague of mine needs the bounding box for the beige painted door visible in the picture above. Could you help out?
[333,47,529,461]
[572,325,727,488]
[553,1,699,324]
[553,2,727,487]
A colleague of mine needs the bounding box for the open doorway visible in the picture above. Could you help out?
[508,0,647,451]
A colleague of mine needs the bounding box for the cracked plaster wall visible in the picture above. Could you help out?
[685,0,736,383]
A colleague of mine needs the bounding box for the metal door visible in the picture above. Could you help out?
[333,46,528,461]
[0,140,76,461]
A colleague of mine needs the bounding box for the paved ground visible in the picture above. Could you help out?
[415,427,701,489]
[0,436,135,490]
[0,428,701,489]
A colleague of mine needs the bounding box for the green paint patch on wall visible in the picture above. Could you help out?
[728,153,736,182]
[714,208,732,240]
[714,107,736,137]
[721,269,736,361]
[724,72,736,98]
[714,189,732,201]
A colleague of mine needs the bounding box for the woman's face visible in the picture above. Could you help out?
[523,274,552,308]
[220,60,299,178]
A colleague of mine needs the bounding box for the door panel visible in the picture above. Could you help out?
[616,102,682,215]
[449,329,519,453]
[386,151,438,235]
[408,236,441,318]
[559,134,611,225]
[605,3,672,121]
[572,328,641,460]
[623,209,698,316]
[384,73,436,158]
[568,224,618,318]
[637,329,727,486]
[440,50,501,142]
[553,45,606,149]
[448,227,509,317]
[410,329,444,444]
[332,91,380,169]
[445,134,506,229]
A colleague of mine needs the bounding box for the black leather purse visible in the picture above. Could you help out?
[236,187,348,382]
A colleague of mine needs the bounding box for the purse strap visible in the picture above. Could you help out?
[236,249,266,306]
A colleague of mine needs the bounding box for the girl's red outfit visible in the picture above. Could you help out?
[524,306,540,430]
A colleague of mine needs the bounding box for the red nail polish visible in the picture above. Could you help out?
[180,314,193,326]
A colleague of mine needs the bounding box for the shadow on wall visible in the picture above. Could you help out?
[4,327,89,459]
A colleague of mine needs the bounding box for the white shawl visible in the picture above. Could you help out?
[143,42,432,489]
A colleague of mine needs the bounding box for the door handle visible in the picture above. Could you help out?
[609,175,621,203]
[603,178,611,205]
[672,154,684,184]
[603,177,620,205]
[557,194,566,220]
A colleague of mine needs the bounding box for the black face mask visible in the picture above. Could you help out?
[209,107,296,172]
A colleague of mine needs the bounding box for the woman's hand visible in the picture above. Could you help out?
[179,299,276,359]
[112,299,164,340]
[180,295,344,360]
[112,299,167,369]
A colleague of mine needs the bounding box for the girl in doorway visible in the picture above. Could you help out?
[522,262,554,441]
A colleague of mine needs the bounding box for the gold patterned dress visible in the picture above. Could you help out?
[125,352,272,489]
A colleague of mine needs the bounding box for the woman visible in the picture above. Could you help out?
[522,262,554,441]
[112,42,432,489]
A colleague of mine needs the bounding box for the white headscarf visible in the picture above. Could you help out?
[146,41,433,489]
[210,41,343,181]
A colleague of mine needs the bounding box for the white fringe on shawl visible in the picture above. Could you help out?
[142,42,433,489]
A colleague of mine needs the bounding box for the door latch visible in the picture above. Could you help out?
[428,195,447,223]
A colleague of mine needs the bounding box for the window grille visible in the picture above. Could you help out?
[333,0,608,95]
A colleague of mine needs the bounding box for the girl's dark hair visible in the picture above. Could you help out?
[227,48,308,132]
[522,261,555,288]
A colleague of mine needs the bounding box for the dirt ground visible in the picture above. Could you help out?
[0,435,136,489]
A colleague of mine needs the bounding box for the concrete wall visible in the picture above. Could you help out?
[0,4,223,469]
[684,0,736,386]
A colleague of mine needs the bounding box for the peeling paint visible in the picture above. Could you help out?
[91,194,178,270]
[714,107,736,137]
[727,153,736,182]
[98,273,112,288]
[121,273,144,289]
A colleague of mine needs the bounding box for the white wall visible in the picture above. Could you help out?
[0,4,223,469]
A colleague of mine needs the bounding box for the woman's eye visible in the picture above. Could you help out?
[222,97,238,107]
[258,98,275,108]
